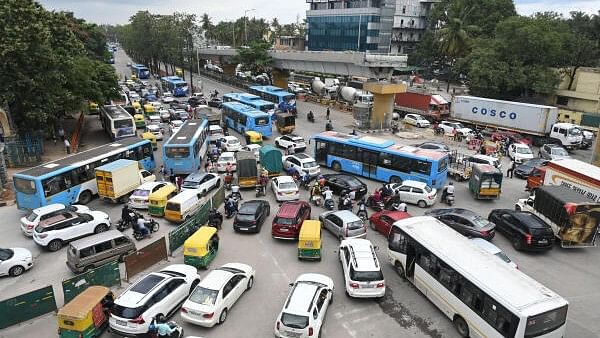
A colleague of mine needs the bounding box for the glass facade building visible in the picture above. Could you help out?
[307,15,380,52]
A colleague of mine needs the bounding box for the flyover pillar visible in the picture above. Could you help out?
[271,68,290,89]
[363,82,407,129]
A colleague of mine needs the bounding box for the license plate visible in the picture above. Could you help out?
[240,227,248,231]
[285,331,301,338]
[189,310,201,316]
[362,284,375,288]
[538,239,548,244]
[116,320,127,326]
[280,228,288,232]
[286,191,295,195]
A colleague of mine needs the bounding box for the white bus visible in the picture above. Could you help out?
[100,105,136,141]
[388,216,568,338]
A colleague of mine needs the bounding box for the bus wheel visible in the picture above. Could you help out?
[78,191,92,205]
[389,176,401,184]
[453,316,469,337]
[394,262,405,279]
[332,161,342,172]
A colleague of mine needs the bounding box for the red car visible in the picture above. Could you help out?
[490,130,532,146]
[368,210,412,236]
[271,201,311,239]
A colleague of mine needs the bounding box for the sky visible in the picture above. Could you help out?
[38,0,599,25]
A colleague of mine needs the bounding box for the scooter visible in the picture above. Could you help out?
[133,219,160,241]
[323,198,335,211]
[365,195,384,212]
[225,198,239,218]
[445,192,455,206]
[434,126,445,136]
[357,201,368,221]
[310,194,322,206]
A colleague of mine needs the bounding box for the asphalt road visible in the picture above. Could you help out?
[1,49,599,338]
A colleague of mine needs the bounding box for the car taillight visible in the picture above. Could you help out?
[130,316,145,324]
[27,224,34,229]
[525,234,532,245]
[203,312,214,318]
[480,230,488,237]
[308,327,314,336]
[181,307,188,313]
[428,195,434,200]
[376,282,385,288]
[349,282,359,289]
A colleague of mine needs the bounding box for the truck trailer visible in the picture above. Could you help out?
[394,91,450,121]
[526,159,600,202]
[95,159,155,202]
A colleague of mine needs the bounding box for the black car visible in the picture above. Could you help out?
[233,200,270,233]
[208,98,223,108]
[321,174,367,199]
[425,208,496,240]
[514,158,548,179]
[488,209,554,251]
[188,96,206,107]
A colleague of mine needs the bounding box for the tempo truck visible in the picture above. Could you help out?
[451,96,583,148]
[95,159,155,202]
[516,185,599,247]
[526,159,600,201]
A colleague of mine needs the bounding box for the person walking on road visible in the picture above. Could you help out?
[326,107,330,120]
[506,160,516,178]
[64,138,71,154]
[169,169,175,184]
[58,127,65,141]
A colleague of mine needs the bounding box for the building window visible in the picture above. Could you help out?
[400,19,404,27]
[402,5,406,14]
[556,96,569,106]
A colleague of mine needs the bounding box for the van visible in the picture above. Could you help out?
[164,189,204,223]
[272,201,311,239]
[66,230,135,273]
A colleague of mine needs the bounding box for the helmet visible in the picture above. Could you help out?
[449,182,454,186]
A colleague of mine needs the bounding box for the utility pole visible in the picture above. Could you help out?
[244,9,256,46]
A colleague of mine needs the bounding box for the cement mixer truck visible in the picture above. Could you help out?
[338,86,373,106]
[311,78,339,99]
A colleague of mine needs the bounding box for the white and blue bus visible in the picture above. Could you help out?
[161,76,189,97]
[312,131,448,189]
[14,138,156,210]
[162,119,209,175]
[388,216,568,338]
[221,102,272,138]
[223,92,276,121]
[248,85,296,113]
[100,105,136,141]
[131,64,150,79]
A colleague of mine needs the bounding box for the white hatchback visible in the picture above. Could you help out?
[181,263,255,327]
[20,203,90,236]
[128,182,169,209]
[271,176,299,201]
[275,134,307,152]
[220,136,242,152]
[339,238,385,298]
[0,247,33,277]
[508,143,534,164]
[386,180,437,207]
[403,113,430,128]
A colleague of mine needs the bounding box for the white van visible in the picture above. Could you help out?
[164,189,204,223]
[208,124,224,143]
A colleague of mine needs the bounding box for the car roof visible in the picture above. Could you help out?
[185,172,210,181]
[513,143,529,148]
[380,210,412,221]
[32,203,65,215]
[285,283,318,315]
[224,135,238,141]
[278,175,295,183]
[293,153,311,160]
[509,211,549,229]
[136,182,163,191]
[343,239,380,272]
[220,152,235,157]
[401,180,429,189]
[276,201,304,218]
[333,210,361,222]
[70,230,128,250]
[199,269,234,290]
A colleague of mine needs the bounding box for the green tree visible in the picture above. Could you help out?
[234,41,273,73]
[560,12,600,89]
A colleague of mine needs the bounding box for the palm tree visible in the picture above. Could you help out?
[437,0,479,91]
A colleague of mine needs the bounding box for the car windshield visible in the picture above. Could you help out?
[189,286,219,305]
[228,139,238,145]
[347,220,364,230]
[220,156,234,162]
[111,305,145,319]
[131,189,150,197]
[551,148,568,156]
[302,161,317,168]
[516,147,532,154]
[281,313,309,329]
[494,252,512,264]
[114,119,133,129]
[26,211,40,222]
[274,217,294,225]
[279,182,297,190]
[470,216,491,228]
[236,213,256,222]
[569,128,582,136]
[0,248,13,260]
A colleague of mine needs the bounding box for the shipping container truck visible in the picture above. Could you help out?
[95,159,156,202]
[526,159,600,201]
[394,91,450,121]
[451,96,583,148]
[515,185,599,247]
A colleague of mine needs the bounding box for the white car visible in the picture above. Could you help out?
[471,238,518,269]
[271,176,299,201]
[147,114,162,126]
[32,210,111,251]
[181,263,255,327]
[403,114,430,128]
[339,239,385,298]
[171,120,184,134]
[274,273,334,338]
[159,108,171,122]
[386,180,437,207]
[242,144,261,162]
[220,136,242,152]
[275,134,307,152]
[145,124,163,141]
[129,92,141,101]
[20,203,90,236]
[208,125,225,143]
[109,265,200,337]
[508,143,534,164]
[162,91,174,103]
[181,172,221,194]
[439,120,472,136]
[217,152,236,172]
[282,153,320,177]
[0,247,33,277]
[128,182,169,209]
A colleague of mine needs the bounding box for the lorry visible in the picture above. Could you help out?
[526,159,600,201]
[95,159,156,202]
[450,96,583,148]
[515,185,599,247]
[394,91,450,121]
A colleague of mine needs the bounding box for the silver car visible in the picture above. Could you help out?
[319,210,367,241]
[539,144,570,160]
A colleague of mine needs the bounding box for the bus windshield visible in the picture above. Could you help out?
[525,305,568,337]
[165,147,191,158]
[14,177,36,194]
[114,119,133,129]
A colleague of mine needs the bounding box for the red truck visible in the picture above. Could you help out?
[394,91,450,121]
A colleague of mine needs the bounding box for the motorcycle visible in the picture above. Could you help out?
[116,210,142,231]
[338,198,353,211]
[310,194,322,206]
[133,218,160,241]
[357,201,368,221]
[255,184,266,197]
[307,113,315,123]
[224,198,239,218]
[365,195,385,212]
[443,191,455,206]
[163,321,184,338]
[229,187,242,201]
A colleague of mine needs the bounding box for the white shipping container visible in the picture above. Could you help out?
[451,96,558,136]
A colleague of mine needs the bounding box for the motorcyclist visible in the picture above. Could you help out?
[357,198,368,218]
[441,182,455,203]
[208,208,223,229]
[322,186,334,206]
[121,205,132,226]
[341,194,352,211]
[224,171,234,188]
[394,202,408,212]
[372,189,382,203]
[231,184,242,200]
[225,196,238,216]
[325,120,333,131]
[257,173,268,195]
[134,216,150,238]
[318,175,326,187]
[301,171,311,188]
[307,110,314,121]
[155,315,175,338]
[381,183,393,199]
[310,182,322,198]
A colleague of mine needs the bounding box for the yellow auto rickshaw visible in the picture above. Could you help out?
[245,131,263,145]
[132,100,141,111]
[298,220,321,261]
[131,74,137,81]
[141,131,157,150]
[134,114,145,128]
[143,103,155,115]
[148,183,178,217]
[276,113,295,134]
[88,101,99,112]
[184,226,219,269]
[175,67,184,77]
[57,286,114,338]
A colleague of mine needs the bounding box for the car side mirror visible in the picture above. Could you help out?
[288,282,294,287]
[373,245,380,251]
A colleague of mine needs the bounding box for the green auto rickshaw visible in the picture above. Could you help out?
[469,163,503,200]
[184,226,219,269]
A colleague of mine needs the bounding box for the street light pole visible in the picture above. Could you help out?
[244,9,256,46]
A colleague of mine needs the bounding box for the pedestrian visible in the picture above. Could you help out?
[506,160,515,178]
[169,169,175,184]
[326,107,330,120]
[58,127,65,141]
[480,144,486,155]
[451,127,458,141]
[64,138,71,154]
[286,144,294,155]
[52,133,57,146]
[176,176,183,192]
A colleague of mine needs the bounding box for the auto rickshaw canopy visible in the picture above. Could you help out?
[58,286,110,320]
[185,226,218,256]
[298,220,322,246]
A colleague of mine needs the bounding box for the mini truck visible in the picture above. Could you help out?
[95,159,155,202]
[516,185,600,248]
[527,158,600,200]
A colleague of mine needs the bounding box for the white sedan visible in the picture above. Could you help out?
[217,152,237,172]
[128,182,170,209]
[181,263,255,327]
[0,247,33,277]
[508,143,534,164]
[403,113,430,128]
[271,176,299,201]
[274,134,306,152]
[386,180,437,207]
[181,172,221,194]
[220,136,242,152]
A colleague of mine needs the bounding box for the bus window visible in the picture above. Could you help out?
[255,117,269,126]
[388,227,407,253]
[14,177,36,194]
[438,158,448,172]
[414,160,432,175]
[142,143,152,158]
[392,155,412,173]
[114,119,133,129]
[166,147,190,158]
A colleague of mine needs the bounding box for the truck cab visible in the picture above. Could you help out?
[549,123,583,150]
[526,166,546,191]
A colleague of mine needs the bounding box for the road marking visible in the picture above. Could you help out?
[342,322,358,338]
[258,236,290,281]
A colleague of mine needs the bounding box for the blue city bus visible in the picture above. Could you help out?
[162,119,209,175]
[223,92,276,121]
[161,76,189,97]
[312,131,448,189]
[131,64,150,79]
[248,85,296,113]
[14,138,156,210]
[221,102,272,138]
